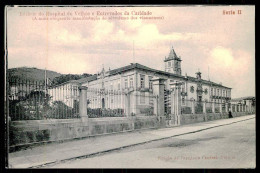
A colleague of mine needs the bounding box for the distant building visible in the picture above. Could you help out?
[48,75,97,108]
[230,96,255,112]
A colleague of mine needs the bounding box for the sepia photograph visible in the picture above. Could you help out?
[5,5,255,168]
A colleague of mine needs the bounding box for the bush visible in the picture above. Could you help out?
[195,104,203,114]
[181,107,192,114]
[9,99,52,120]
[47,101,79,119]
[87,108,125,118]
[9,98,79,120]
[139,107,154,116]
[206,108,212,113]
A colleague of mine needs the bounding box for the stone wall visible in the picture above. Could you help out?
[134,116,160,130]
[180,112,251,125]
[89,117,133,135]
[9,112,252,151]
[9,116,160,150]
[9,119,89,148]
[180,114,206,125]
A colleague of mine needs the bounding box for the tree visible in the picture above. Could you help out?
[51,73,92,86]
[9,90,52,120]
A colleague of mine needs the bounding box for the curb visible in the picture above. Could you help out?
[29,116,255,168]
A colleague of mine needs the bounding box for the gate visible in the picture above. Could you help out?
[164,89,171,118]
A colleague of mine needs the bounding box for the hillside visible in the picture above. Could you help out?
[7,67,63,82]
[7,67,93,85]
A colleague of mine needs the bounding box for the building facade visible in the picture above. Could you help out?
[80,47,232,115]
[230,96,255,113]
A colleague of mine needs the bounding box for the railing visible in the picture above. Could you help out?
[87,88,156,117]
[135,92,155,116]
[195,101,203,114]
[8,77,253,120]
[181,99,192,114]
[164,89,171,115]
[181,100,233,114]
[205,102,212,113]
[87,88,126,118]
[222,104,226,112]
[8,78,79,121]
[214,103,221,113]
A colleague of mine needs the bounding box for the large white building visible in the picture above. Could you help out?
[78,47,232,114]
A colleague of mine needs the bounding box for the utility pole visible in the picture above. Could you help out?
[208,66,210,81]
[133,40,135,63]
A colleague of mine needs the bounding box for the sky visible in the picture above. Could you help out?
[6,5,255,98]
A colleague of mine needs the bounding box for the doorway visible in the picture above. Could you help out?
[102,98,105,109]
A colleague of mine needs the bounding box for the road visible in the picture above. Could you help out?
[47,118,255,168]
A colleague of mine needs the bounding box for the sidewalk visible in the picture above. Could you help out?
[9,114,255,168]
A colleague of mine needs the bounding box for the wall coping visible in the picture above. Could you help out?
[135,115,157,119]
[89,117,129,122]
[10,118,82,125]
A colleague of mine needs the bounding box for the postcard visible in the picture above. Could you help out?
[5,5,255,168]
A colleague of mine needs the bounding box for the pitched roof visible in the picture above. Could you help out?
[231,96,255,102]
[76,74,97,84]
[169,47,178,59]
[49,75,97,88]
[106,63,231,89]
[164,47,181,62]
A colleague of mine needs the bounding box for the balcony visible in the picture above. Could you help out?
[124,87,134,93]
[137,87,150,92]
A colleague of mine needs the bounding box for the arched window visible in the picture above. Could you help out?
[190,86,194,93]
[204,88,208,95]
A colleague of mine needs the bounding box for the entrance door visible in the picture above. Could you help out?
[102,98,105,109]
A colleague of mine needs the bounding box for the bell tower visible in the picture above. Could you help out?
[164,46,182,75]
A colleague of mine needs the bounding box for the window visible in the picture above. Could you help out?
[214,88,216,95]
[182,97,185,105]
[140,75,145,88]
[204,88,208,95]
[118,83,120,90]
[190,86,194,93]
[217,89,219,96]
[211,88,213,95]
[130,77,133,88]
[181,84,185,92]
[168,62,171,67]
[149,77,153,90]
[110,84,113,90]
[125,78,128,88]
[140,92,145,104]
[118,95,121,103]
